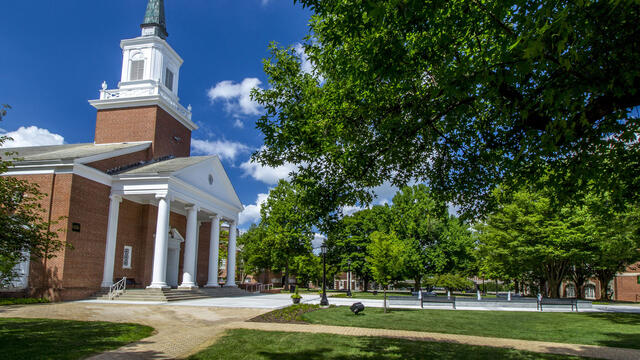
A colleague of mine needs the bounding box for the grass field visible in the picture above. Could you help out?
[0,318,154,360]
[0,297,49,306]
[188,329,582,360]
[301,307,640,349]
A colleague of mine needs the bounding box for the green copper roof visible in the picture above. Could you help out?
[141,0,168,39]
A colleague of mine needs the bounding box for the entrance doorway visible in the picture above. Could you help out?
[166,229,184,288]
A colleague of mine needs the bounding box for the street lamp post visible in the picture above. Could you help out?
[320,243,329,306]
[346,259,352,297]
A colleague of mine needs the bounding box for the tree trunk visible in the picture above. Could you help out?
[538,277,546,297]
[383,286,388,313]
[514,280,520,295]
[548,279,561,298]
[596,272,614,301]
[363,278,369,292]
[284,264,290,291]
[414,277,421,292]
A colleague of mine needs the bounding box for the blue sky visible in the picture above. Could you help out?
[0,0,346,229]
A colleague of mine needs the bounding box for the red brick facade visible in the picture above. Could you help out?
[12,172,218,301]
[94,106,191,159]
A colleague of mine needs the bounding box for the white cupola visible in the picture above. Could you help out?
[89,0,196,131]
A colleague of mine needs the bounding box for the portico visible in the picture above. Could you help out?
[100,156,242,290]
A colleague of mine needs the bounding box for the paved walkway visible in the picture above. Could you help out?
[0,302,268,359]
[228,321,640,360]
[3,299,640,359]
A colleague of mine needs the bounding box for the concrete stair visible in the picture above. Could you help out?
[87,287,251,302]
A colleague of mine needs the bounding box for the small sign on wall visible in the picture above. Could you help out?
[72,223,81,232]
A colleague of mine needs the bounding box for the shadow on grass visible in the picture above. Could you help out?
[0,318,154,360]
[580,312,640,326]
[253,335,578,360]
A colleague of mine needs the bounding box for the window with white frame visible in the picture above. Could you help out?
[123,246,132,269]
[585,284,596,299]
[165,68,174,90]
[130,60,145,81]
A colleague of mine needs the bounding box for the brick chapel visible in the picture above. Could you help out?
[1,0,243,300]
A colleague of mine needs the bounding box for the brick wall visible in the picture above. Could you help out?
[94,106,191,158]
[61,175,110,300]
[615,275,640,302]
[9,173,73,301]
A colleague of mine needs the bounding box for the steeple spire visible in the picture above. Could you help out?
[141,0,168,39]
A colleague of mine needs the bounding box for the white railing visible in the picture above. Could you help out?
[240,283,273,293]
[99,85,192,121]
[109,277,127,300]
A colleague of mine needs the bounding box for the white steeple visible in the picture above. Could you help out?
[89,0,196,131]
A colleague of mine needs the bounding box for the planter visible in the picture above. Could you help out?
[292,297,301,304]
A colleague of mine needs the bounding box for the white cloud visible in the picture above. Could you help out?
[312,233,326,249]
[233,119,245,129]
[191,138,250,162]
[207,78,263,118]
[240,159,297,185]
[371,181,399,204]
[1,126,64,148]
[294,43,314,75]
[239,192,269,227]
[294,43,325,83]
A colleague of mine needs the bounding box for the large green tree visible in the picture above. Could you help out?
[237,224,271,282]
[367,231,404,312]
[260,180,315,290]
[253,0,640,218]
[587,202,640,300]
[0,104,64,288]
[478,188,640,299]
[477,189,590,298]
[390,185,475,290]
[327,205,392,291]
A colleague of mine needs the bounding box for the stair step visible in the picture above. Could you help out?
[87,286,251,302]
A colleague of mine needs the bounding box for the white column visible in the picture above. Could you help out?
[180,205,199,289]
[205,215,220,287]
[194,221,202,285]
[226,220,237,287]
[101,195,122,287]
[148,194,171,289]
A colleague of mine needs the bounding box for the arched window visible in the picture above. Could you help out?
[565,284,576,298]
[129,52,145,81]
[585,284,596,299]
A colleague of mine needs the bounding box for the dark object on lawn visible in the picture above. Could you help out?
[373,290,378,296]
[350,302,365,315]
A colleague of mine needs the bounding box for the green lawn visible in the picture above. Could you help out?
[301,307,640,350]
[0,298,49,306]
[0,318,154,360]
[331,291,413,299]
[189,329,582,360]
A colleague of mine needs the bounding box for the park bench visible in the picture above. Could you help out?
[387,296,421,308]
[537,298,578,312]
[421,296,456,309]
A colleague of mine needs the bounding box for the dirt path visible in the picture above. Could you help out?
[0,302,268,359]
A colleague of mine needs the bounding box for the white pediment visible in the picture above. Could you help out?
[173,156,243,211]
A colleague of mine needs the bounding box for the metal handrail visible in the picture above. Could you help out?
[109,277,127,300]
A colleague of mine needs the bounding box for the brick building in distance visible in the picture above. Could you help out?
[1,0,243,300]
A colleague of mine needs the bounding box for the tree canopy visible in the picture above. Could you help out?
[253,0,640,218]
[241,180,315,290]
[367,231,404,311]
[477,188,640,298]
[0,105,64,287]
